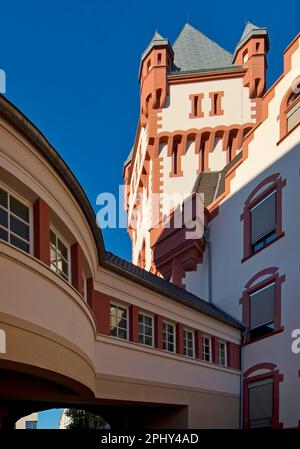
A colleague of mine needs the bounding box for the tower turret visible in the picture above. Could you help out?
[233,22,269,98]
[139,32,173,128]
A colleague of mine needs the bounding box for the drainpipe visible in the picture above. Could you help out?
[239,329,246,429]
[203,226,212,303]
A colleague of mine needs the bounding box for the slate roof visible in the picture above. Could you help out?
[172,23,235,73]
[105,250,244,330]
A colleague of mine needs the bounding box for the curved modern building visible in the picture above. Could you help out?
[0,92,242,428]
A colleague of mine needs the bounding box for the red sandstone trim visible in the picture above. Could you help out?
[243,363,283,429]
[33,198,50,266]
[71,242,83,296]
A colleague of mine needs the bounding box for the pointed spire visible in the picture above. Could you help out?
[239,21,266,42]
[139,30,173,79]
[172,23,233,72]
[233,21,269,61]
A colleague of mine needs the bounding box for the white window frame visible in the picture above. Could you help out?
[50,226,71,282]
[162,321,176,353]
[202,335,212,363]
[218,340,227,367]
[138,312,154,347]
[109,302,129,341]
[183,328,195,358]
[0,183,33,255]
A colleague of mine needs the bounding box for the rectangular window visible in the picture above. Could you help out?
[163,321,175,352]
[209,92,224,116]
[250,191,276,253]
[138,313,153,347]
[50,229,69,281]
[110,303,128,340]
[202,335,212,362]
[0,186,30,253]
[183,329,195,358]
[249,283,275,340]
[25,421,37,429]
[218,341,227,366]
[249,378,273,428]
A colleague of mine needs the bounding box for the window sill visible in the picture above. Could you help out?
[241,232,285,263]
[245,326,284,345]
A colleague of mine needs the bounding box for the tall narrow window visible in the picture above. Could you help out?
[163,321,175,352]
[183,329,195,358]
[157,53,162,65]
[249,283,275,340]
[202,335,212,362]
[189,94,204,118]
[0,186,30,253]
[209,91,224,116]
[218,341,227,366]
[50,229,69,281]
[241,174,286,261]
[173,141,179,175]
[248,378,274,428]
[138,313,153,347]
[110,303,128,340]
[250,191,276,253]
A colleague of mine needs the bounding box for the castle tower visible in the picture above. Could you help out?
[124,23,269,286]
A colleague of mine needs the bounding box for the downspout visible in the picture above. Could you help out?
[203,226,212,303]
[239,329,246,429]
[204,172,222,304]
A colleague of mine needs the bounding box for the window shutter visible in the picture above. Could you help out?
[250,283,275,329]
[250,191,276,244]
[249,378,273,428]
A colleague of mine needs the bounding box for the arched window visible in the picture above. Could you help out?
[279,78,300,140]
[243,363,283,429]
[240,173,286,260]
[239,267,285,343]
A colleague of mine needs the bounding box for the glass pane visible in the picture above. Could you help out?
[139,334,144,344]
[61,259,68,276]
[58,238,68,259]
[0,209,8,228]
[118,318,127,330]
[138,324,143,334]
[117,308,127,319]
[0,188,8,208]
[0,227,8,241]
[145,316,152,326]
[50,247,56,264]
[110,315,117,329]
[138,314,143,324]
[110,305,117,316]
[118,329,127,340]
[145,336,152,346]
[110,326,117,337]
[50,230,56,245]
[10,196,29,222]
[145,326,152,336]
[10,216,29,241]
[10,234,29,253]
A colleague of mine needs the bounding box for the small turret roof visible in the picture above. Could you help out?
[233,21,269,61]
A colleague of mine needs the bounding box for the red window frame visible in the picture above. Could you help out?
[243,363,283,429]
[241,173,286,261]
[239,267,285,344]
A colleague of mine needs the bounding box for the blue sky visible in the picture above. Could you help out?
[0,0,298,428]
